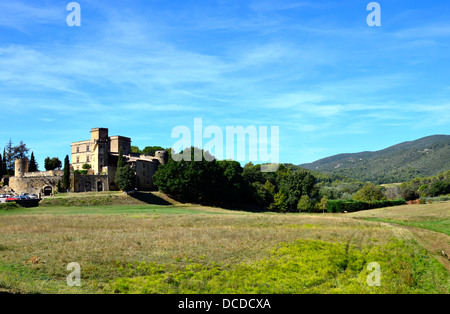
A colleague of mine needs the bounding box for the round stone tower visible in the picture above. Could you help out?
[155,150,169,165]
[15,158,29,177]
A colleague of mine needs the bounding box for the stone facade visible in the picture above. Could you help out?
[9,173,63,196]
[72,174,109,193]
[72,128,167,191]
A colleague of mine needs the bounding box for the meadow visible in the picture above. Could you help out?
[0,192,448,294]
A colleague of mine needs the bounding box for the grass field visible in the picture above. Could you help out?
[0,192,448,294]
[349,203,450,235]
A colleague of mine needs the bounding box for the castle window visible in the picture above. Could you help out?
[87,156,90,162]
[86,145,90,152]
[76,156,79,163]
[77,147,79,153]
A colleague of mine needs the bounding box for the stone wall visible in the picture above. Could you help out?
[9,175,63,196]
[134,160,159,190]
[23,170,64,177]
[71,174,110,192]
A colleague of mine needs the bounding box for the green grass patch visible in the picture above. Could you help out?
[105,239,449,294]
[0,204,224,216]
[0,202,19,211]
[39,192,171,207]
[0,261,89,294]
[363,218,450,236]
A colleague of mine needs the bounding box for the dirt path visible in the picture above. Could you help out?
[404,226,450,271]
[377,222,450,271]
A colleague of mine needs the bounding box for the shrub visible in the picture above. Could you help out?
[297,195,313,212]
[115,166,136,192]
[401,187,419,201]
[73,170,88,175]
[353,183,385,202]
[0,202,19,210]
[429,181,450,197]
[270,191,288,212]
[328,199,406,213]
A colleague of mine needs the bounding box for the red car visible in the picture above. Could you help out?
[5,196,19,202]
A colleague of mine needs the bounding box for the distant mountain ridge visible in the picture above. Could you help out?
[299,135,450,184]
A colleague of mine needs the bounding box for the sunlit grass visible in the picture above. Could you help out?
[0,198,449,294]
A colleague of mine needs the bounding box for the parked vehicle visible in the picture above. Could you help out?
[5,196,19,202]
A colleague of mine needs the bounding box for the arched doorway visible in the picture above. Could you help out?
[97,181,103,192]
[43,186,53,196]
[85,181,91,192]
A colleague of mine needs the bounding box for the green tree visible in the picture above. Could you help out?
[0,153,3,180]
[117,147,125,168]
[115,147,135,192]
[242,162,264,184]
[131,146,141,154]
[82,163,91,170]
[4,139,14,175]
[115,166,136,192]
[217,160,247,204]
[57,179,63,193]
[153,147,245,206]
[297,195,312,212]
[44,157,62,171]
[142,146,165,156]
[250,182,274,206]
[28,152,38,172]
[353,183,385,201]
[2,149,6,177]
[320,196,329,213]
[63,155,70,191]
[429,181,450,197]
[269,191,288,212]
[14,141,30,159]
[278,170,317,210]
[401,187,419,201]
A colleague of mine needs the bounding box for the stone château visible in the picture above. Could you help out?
[7,128,168,196]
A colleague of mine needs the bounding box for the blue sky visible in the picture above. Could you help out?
[1,0,449,167]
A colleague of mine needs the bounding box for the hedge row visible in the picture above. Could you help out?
[328,199,406,213]
[0,202,19,211]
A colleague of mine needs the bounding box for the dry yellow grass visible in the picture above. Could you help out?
[0,201,448,293]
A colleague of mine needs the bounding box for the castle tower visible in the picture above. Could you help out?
[91,127,110,174]
[155,150,168,165]
[15,158,29,177]
[91,127,109,141]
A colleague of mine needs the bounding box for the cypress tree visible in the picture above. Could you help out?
[29,152,38,172]
[2,149,6,177]
[115,147,135,192]
[117,147,125,168]
[63,155,70,191]
[5,140,14,175]
[0,152,3,180]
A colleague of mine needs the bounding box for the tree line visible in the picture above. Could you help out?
[152,147,323,211]
[151,147,423,212]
